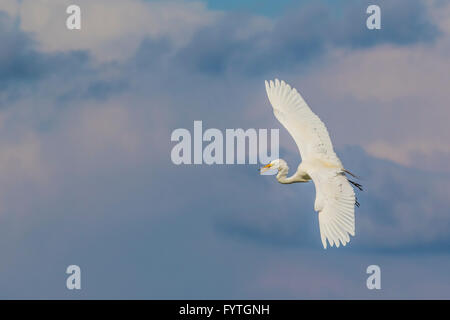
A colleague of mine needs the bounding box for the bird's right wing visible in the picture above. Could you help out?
[265,79,342,167]
[308,167,356,249]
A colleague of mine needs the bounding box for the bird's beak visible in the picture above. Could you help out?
[259,163,273,174]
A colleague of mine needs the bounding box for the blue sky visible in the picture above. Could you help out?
[0,0,449,299]
[203,0,295,16]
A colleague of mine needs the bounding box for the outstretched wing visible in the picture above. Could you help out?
[265,79,342,167]
[309,168,356,249]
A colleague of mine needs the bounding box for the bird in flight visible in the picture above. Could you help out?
[260,79,362,249]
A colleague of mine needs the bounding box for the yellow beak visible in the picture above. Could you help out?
[259,163,273,173]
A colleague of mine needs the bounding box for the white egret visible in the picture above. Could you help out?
[260,79,362,249]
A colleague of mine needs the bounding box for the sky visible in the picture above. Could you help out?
[0,0,449,299]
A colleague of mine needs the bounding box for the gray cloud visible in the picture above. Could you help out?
[0,0,448,299]
[0,12,90,92]
[172,0,439,75]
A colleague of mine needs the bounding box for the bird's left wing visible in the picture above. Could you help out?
[308,167,356,249]
[265,79,342,167]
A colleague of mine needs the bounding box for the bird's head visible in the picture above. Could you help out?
[259,159,286,174]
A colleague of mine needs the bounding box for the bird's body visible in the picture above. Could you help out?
[261,79,362,249]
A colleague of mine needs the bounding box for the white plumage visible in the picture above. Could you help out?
[261,79,359,249]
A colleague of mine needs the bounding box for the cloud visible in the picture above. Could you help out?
[300,26,450,172]
[0,0,219,62]
[0,0,449,299]
[172,0,440,75]
[0,12,92,100]
[250,252,450,299]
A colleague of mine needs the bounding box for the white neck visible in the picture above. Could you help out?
[276,162,309,184]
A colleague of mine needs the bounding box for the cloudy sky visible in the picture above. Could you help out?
[0,0,449,299]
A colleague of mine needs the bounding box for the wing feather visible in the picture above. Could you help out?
[309,168,356,249]
[265,79,342,166]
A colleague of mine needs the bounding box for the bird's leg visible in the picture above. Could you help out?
[348,179,363,191]
[343,169,359,179]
